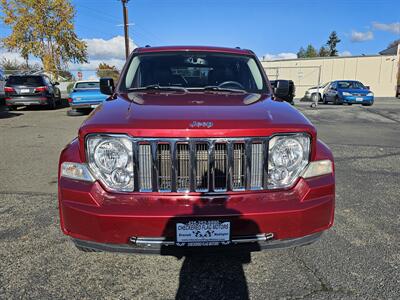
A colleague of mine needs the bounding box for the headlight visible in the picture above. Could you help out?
[367,92,373,96]
[268,133,310,189]
[342,92,352,96]
[87,134,134,192]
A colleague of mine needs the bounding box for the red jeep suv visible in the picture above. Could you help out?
[58,46,335,254]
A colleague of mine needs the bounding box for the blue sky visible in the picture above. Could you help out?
[72,0,399,55]
[1,0,399,74]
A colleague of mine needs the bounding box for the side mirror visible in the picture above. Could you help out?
[54,81,60,86]
[100,78,115,95]
[273,80,290,99]
[365,86,370,90]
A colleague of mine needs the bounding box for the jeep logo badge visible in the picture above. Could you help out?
[189,121,214,128]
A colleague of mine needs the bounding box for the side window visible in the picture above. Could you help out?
[330,82,337,90]
[43,76,51,86]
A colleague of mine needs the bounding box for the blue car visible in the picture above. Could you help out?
[323,80,374,106]
[67,80,108,115]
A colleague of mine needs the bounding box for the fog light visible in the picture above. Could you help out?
[270,168,289,183]
[111,168,131,187]
[61,162,95,182]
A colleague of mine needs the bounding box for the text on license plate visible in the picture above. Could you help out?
[356,97,363,101]
[176,220,230,246]
[21,89,30,93]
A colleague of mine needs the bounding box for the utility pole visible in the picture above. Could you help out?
[121,0,130,59]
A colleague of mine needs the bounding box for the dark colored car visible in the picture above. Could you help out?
[323,80,374,106]
[270,80,295,104]
[4,74,62,109]
[396,85,400,98]
[58,46,335,254]
[0,69,5,106]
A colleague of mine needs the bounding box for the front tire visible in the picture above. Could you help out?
[311,93,320,103]
[323,96,328,104]
[334,96,342,105]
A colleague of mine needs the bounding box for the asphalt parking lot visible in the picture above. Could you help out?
[0,98,399,299]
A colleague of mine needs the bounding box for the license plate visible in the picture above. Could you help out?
[176,220,231,246]
[356,97,363,101]
[21,89,30,93]
[90,104,99,108]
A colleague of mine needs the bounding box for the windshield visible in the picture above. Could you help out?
[75,82,100,89]
[7,76,44,86]
[122,52,268,93]
[337,81,365,89]
[320,82,329,88]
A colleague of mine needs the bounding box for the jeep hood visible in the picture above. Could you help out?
[79,92,315,139]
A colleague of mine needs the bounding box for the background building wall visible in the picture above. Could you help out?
[261,50,400,98]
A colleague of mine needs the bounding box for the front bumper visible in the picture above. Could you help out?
[342,95,374,104]
[59,174,335,253]
[73,232,322,254]
[5,96,49,106]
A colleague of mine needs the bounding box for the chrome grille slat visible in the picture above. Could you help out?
[251,143,263,189]
[132,137,269,193]
[214,143,227,191]
[138,144,152,191]
[195,143,209,192]
[232,143,245,190]
[158,144,172,191]
[177,144,190,191]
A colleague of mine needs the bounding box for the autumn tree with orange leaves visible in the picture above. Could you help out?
[0,0,88,78]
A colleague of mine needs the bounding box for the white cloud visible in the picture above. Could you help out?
[261,52,297,61]
[350,31,374,42]
[0,50,27,63]
[0,35,137,72]
[339,50,352,56]
[372,22,400,34]
[69,58,126,71]
[84,36,137,60]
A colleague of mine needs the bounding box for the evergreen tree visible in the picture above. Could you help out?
[297,47,306,58]
[318,46,330,57]
[326,31,341,56]
[305,44,318,57]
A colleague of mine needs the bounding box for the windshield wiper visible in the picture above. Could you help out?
[128,84,188,92]
[200,86,247,93]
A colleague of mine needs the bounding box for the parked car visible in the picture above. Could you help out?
[396,85,400,98]
[58,46,335,254]
[4,74,61,109]
[323,80,374,106]
[0,69,6,102]
[270,79,295,104]
[303,82,330,103]
[67,80,108,116]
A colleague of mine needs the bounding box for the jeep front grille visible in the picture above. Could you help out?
[133,138,269,193]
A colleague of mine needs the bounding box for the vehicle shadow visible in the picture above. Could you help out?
[0,108,23,119]
[161,196,261,300]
